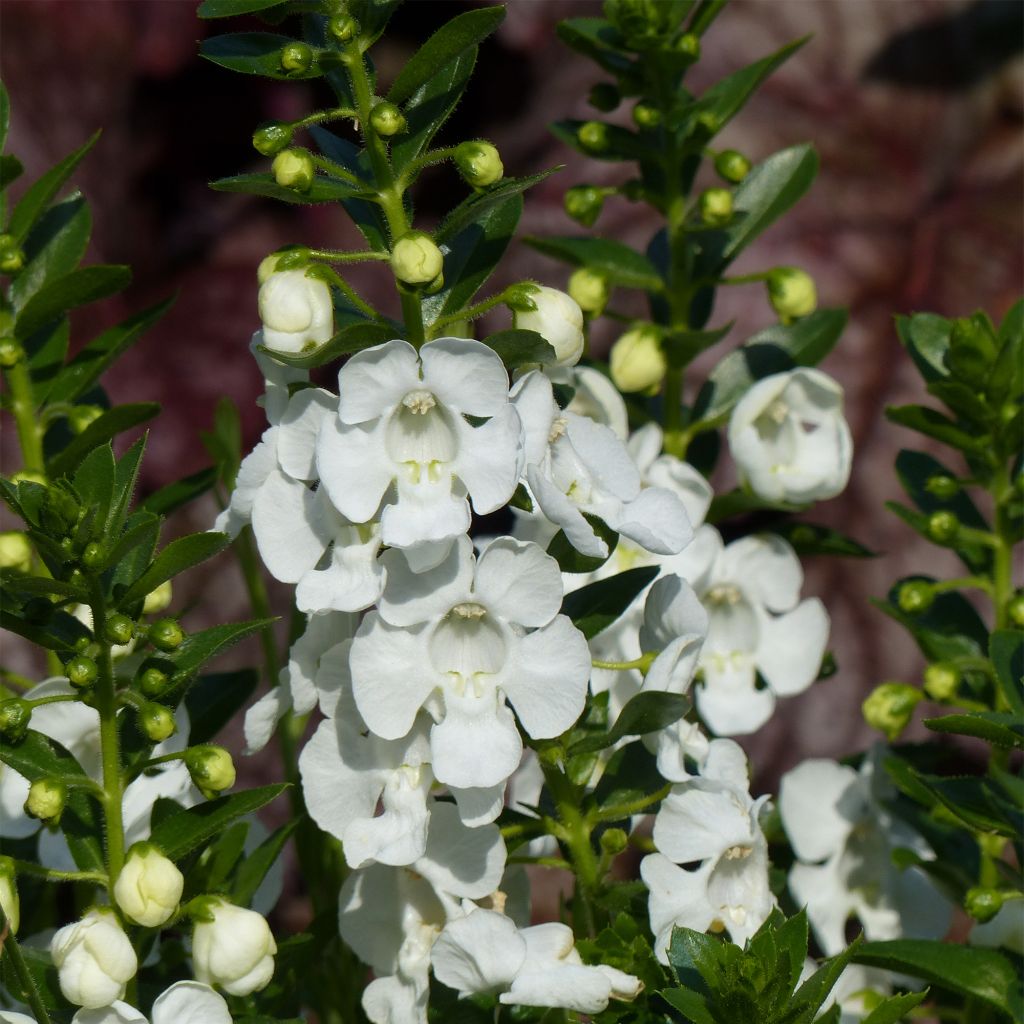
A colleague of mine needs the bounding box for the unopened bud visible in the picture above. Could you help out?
[966,887,1004,924]
[192,898,277,996]
[370,101,406,138]
[114,842,184,927]
[328,14,359,43]
[897,580,934,615]
[0,234,24,274]
[65,655,98,689]
[0,531,32,573]
[0,337,24,367]
[104,614,135,647]
[564,185,604,227]
[927,510,959,544]
[391,232,444,287]
[149,617,185,652]
[79,542,104,572]
[610,325,666,394]
[925,474,959,500]
[271,148,315,192]
[51,908,137,1008]
[577,121,609,153]
[923,663,960,702]
[767,267,817,321]
[67,405,103,434]
[186,745,236,797]
[588,82,620,112]
[279,41,314,74]
[0,857,18,933]
[862,682,921,741]
[700,187,733,226]
[1008,593,1024,629]
[26,777,67,822]
[600,827,628,856]
[632,103,661,129]
[252,121,293,156]
[0,699,31,743]
[143,581,173,616]
[567,267,609,316]
[137,661,171,699]
[714,149,751,183]
[41,487,80,536]
[676,32,700,59]
[513,285,585,368]
[454,140,503,188]
[139,702,177,744]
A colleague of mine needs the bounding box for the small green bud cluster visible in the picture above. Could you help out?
[564,186,604,227]
[0,337,24,367]
[105,613,135,647]
[676,32,700,59]
[0,699,31,743]
[862,682,922,741]
[137,660,173,699]
[925,474,959,500]
[0,233,25,274]
[577,121,610,153]
[140,703,177,743]
[922,663,960,702]
[926,510,959,544]
[65,655,99,689]
[67,404,103,434]
[1008,593,1024,629]
[965,887,1004,924]
[149,617,185,652]
[370,101,406,138]
[632,103,661,129]
[328,14,359,43]
[604,0,679,47]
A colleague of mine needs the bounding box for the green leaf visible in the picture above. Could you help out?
[109,436,146,536]
[256,320,395,368]
[2,945,71,1012]
[422,194,523,326]
[139,466,218,517]
[693,309,847,423]
[895,313,951,383]
[209,172,367,204]
[706,487,802,524]
[771,521,875,558]
[547,515,619,574]
[46,402,160,479]
[991,630,1024,717]
[694,38,806,131]
[7,131,100,243]
[0,607,91,655]
[72,443,116,542]
[438,169,558,244]
[233,818,300,906]
[570,692,689,756]
[202,821,249,892]
[886,403,988,451]
[0,152,23,190]
[853,940,1023,1020]
[893,769,1022,837]
[48,295,175,404]
[9,194,91,311]
[0,570,86,601]
[387,6,504,104]
[556,19,633,75]
[390,48,478,177]
[791,937,863,1023]
[171,621,273,681]
[523,235,663,291]
[15,264,132,340]
[924,711,1024,748]
[481,329,557,370]
[200,33,324,79]
[0,80,9,153]
[659,987,716,1024]
[148,784,289,861]
[858,991,928,1024]
[561,566,659,639]
[99,512,161,575]
[198,0,289,16]
[117,532,231,608]
[550,119,645,163]
[24,318,71,404]
[185,669,259,745]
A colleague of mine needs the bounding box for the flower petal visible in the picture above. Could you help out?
[432,908,525,996]
[378,536,474,627]
[527,466,608,558]
[450,783,507,826]
[420,337,511,417]
[416,802,506,900]
[296,533,385,615]
[431,689,523,789]
[337,340,421,425]
[317,418,393,524]
[152,981,231,1024]
[565,414,641,501]
[757,598,829,696]
[456,406,523,514]
[252,469,329,583]
[640,854,714,964]
[243,687,291,755]
[779,759,859,863]
[277,387,336,481]
[612,485,692,556]
[474,537,562,628]
[696,657,775,736]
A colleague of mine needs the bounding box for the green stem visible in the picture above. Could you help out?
[308,248,390,264]
[431,287,514,331]
[991,464,1014,630]
[9,858,106,885]
[0,903,52,1024]
[931,576,993,596]
[6,359,45,477]
[26,693,81,708]
[396,146,459,189]
[294,106,358,130]
[596,783,671,822]
[309,154,365,187]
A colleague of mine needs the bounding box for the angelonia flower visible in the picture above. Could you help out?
[727,367,853,504]
[68,981,232,1024]
[191,898,277,996]
[51,908,138,1008]
[513,285,585,367]
[113,842,184,928]
[257,265,334,354]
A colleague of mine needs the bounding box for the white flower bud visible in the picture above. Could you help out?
[114,843,184,928]
[766,267,816,321]
[391,233,444,287]
[514,285,585,367]
[51,908,138,1008]
[192,898,277,996]
[258,269,334,355]
[0,857,19,934]
[610,325,666,393]
[0,532,31,573]
[142,580,172,615]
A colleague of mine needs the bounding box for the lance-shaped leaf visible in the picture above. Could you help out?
[46,402,159,479]
[256,320,395,368]
[200,33,325,79]
[556,18,633,75]
[387,6,504,104]
[15,264,131,340]
[991,630,1024,717]
[185,669,259,745]
[116,532,231,608]
[167,620,273,681]
[569,691,689,756]
[139,466,218,518]
[9,194,91,311]
[481,329,556,369]
[210,172,370,205]
[438,168,558,242]
[7,131,99,243]
[924,711,1024,749]
[886,403,989,451]
[232,819,299,906]
[896,312,952,382]
[524,235,663,291]
[550,119,647,163]
[198,0,289,16]
[561,566,660,639]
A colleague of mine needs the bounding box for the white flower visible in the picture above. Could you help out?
[317,338,523,570]
[350,536,590,789]
[51,908,138,1008]
[514,286,585,367]
[642,740,775,958]
[113,843,183,928]
[258,268,333,354]
[728,368,852,504]
[970,902,1024,956]
[566,365,629,439]
[192,899,277,996]
[70,982,232,1024]
[797,962,892,1024]
[512,371,692,559]
[779,751,953,956]
[432,906,642,1014]
[693,531,829,736]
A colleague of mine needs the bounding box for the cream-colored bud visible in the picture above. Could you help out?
[114,843,184,928]
[767,267,817,321]
[610,325,666,394]
[567,268,609,316]
[192,898,277,996]
[185,745,236,796]
[513,285,585,367]
[25,777,66,821]
[0,857,19,934]
[257,269,334,354]
[391,233,444,287]
[51,908,138,1008]
[143,580,173,615]
[0,531,32,574]
[271,148,314,192]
